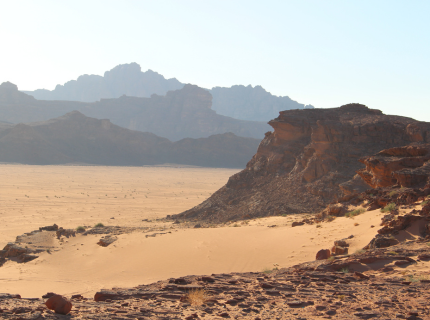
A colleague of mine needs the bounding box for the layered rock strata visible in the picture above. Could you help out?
[174,104,430,222]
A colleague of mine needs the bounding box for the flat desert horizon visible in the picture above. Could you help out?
[0,164,387,298]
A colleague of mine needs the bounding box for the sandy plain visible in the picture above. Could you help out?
[0,164,387,298]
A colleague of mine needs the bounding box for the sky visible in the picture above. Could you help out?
[1,0,429,121]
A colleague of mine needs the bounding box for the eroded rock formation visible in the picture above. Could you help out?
[358,144,430,188]
[173,104,430,222]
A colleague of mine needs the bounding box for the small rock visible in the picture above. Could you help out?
[354,271,370,280]
[292,221,305,227]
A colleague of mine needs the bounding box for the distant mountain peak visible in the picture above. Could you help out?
[1,81,18,90]
[20,63,314,121]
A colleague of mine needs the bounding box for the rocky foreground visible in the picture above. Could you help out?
[1,234,429,320]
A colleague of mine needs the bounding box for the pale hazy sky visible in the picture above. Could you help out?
[1,1,429,121]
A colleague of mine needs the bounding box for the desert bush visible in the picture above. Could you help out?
[345,208,365,218]
[421,200,429,206]
[381,203,396,213]
[187,289,209,306]
[76,226,86,232]
[340,267,349,273]
[94,223,104,228]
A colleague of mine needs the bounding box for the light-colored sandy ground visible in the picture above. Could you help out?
[0,164,236,245]
[1,164,387,298]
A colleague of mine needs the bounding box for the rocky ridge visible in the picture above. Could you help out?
[172,104,430,222]
[0,110,260,167]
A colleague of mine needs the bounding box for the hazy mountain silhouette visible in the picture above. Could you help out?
[211,85,314,121]
[0,111,260,168]
[23,63,184,102]
[1,82,270,141]
[23,63,313,121]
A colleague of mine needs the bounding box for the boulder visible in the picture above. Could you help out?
[316,249,331,260]
[45,294,72,315]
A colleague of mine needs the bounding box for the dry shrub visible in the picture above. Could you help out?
[187,289,209,306]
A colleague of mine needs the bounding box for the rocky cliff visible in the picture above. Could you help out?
[0,82,270,141]
[173,104,430,222]
[0,111,260,167]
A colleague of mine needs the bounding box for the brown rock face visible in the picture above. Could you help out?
[174,104,430,222]
[358,145,430,188]
[45,294,72,315]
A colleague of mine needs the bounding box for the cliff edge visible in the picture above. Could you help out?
[173,104,430,222]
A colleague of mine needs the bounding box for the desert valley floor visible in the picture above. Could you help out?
[0,164,390,299]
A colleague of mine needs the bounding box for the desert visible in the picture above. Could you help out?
[2,2,430,319]
[0,164,383,299]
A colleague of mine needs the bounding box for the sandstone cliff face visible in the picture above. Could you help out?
[174,104,430,222]
[358,145,430,188]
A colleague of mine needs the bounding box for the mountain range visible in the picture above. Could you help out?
[23,63,313,122]
[0,81,270,141]
[0,111,260,168]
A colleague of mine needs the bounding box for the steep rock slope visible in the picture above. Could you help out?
[0,82,269,140]
[0,111,260,167]
[173,104,430,222]
[23,63,184,102]
[211,85,313,121]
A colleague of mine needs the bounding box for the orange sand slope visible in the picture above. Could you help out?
[1,164,383,298]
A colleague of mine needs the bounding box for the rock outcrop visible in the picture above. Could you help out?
[358,144,430,188]
[173,104,430,222]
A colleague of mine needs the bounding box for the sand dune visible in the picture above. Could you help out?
[0,164,385,298]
